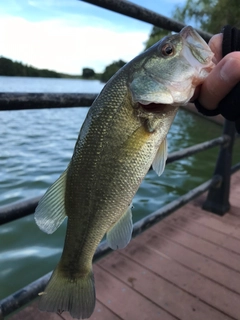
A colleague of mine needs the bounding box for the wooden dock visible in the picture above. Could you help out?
[9,171,240,320]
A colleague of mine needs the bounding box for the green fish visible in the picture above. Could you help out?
[35,26,214,319]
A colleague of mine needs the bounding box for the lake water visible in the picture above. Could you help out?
[0,76,239,300]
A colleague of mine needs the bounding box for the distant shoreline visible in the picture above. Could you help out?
[0,56,102,80]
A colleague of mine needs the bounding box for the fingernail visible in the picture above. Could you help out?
[219,61,230,82]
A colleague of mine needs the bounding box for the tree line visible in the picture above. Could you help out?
[0,55,126,82]
[0,56,63,78]
[0,55,127,83]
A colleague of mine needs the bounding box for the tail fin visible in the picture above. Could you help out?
[39,267,95,319]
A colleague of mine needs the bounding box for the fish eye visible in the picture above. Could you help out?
[161,43,174,56]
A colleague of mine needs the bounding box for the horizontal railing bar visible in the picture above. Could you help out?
[132,175,222,236]
[81,0,212,42]
[166,135,231,164]
[0,174,221,318]
[0,93,98,111]
[0,135,230,225]
[0,272,51,320]
[0,196,41,225]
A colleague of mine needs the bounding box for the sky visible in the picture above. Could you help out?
[0,0,186,75]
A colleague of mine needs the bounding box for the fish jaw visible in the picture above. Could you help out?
[180,26,214,66]
[130,26,215,108]
[180,26,215,85]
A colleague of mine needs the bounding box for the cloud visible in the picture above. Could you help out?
[0,16,149,74]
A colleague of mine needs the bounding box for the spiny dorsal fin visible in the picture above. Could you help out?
[34,170,67,234]
[152,137,168,176]
[106,205,133,250]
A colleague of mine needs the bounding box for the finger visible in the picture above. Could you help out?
[208,34,223,63]
[191,34,223,102]
[198,51,240,110]
[190,85,201,102]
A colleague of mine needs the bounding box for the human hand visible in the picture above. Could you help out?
[193,33,240,110]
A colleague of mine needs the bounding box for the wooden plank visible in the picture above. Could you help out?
[187,202,240,226]
[163,214,240,255]
[8,299,122,320]
[187,196,240,222]
[229,174,240,208]
[135,228,240,294]
[98,251,232,320]
[60,300,122,320]
[183,189,240,217]
[230,195,240,208]
[152,222,240,273]
[89,301,122,320]
[8,300,61,320]
[93,264,177,320]
[185,206,240,241]
[230,175,240,191]
[120,237,240,319]
[173,205,240,237]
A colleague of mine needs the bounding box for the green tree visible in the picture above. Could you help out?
[82,68,95,79]
[0,57,16,75]
[0,56,65,78]
[101,60,126,83]
[145,27,171,50]
[173,0,240,33]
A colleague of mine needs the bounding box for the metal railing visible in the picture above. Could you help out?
[0,0,239,318]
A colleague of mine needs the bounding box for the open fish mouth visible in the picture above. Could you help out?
[139,102,177,114]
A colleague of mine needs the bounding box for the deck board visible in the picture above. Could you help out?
[151,223,240,273]
[94,265,176,320]
[135,229,240,295]
[98,252,229,320]
[8,171,240,320]
[120,238,239,319]
[163,214,240,255]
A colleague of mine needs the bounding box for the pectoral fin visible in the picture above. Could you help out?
[106,205,133,250]
[34,169,68,234]
[152,138,168,176]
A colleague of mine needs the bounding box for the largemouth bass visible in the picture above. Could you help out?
[35,26,214,319]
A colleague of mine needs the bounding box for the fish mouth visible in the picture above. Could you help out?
[180,26,205,45]
[139,102,176,114]
[180,26,214,65]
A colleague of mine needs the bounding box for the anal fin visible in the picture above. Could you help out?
[106,205,133,250]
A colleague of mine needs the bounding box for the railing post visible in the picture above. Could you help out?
[202,120,236,215]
